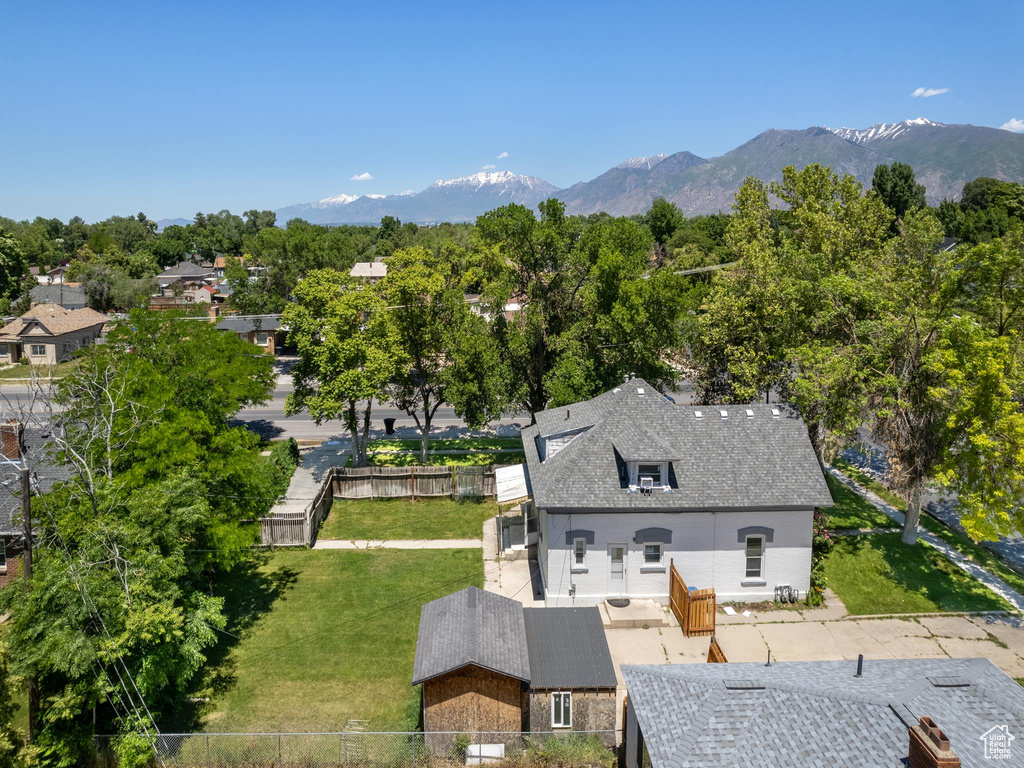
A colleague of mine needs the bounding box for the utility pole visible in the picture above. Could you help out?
[21,463,39,742]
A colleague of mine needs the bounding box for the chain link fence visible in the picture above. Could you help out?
[95,730,621,768]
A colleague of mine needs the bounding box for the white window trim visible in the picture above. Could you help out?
[571,538,587,573]
[744,535,765,582]
[29,344,47,357]
[629,461,668,487]
[551,691,572,728]
[643,543,662,565]
[255,332,270,346]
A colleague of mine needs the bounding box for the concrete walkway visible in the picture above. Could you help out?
[828,467,1024,611]
[268,442,350,517]
[313,538,482,550]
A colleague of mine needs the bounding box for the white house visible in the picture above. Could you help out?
[518,379,833,606]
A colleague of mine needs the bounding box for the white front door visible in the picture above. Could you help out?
[608,543,627,594]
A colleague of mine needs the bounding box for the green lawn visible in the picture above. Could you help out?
[824,533,1011,614]
[180,548,483,733]
[833,460,1024,599]
[368,437,523,451]
[353,452,527,467]
[0,361,77,380]
[320,497,497,541]
[825,474,897,530]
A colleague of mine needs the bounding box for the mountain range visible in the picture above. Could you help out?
[271,119,1024,225]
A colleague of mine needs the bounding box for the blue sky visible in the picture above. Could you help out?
[2,0,1021,221]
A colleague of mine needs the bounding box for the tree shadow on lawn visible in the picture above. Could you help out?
[162,552,298,731]
[833,534,1008,614]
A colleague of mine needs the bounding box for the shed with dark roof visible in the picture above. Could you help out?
[413,587,617,746]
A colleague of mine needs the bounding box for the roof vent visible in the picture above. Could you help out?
[637,387,645,397]
[744,409,754,419]
[927,676,971,688]
[719,409,728,419]
[613,387,621,394]
[694,410,703,420]
[723,680,765,690]
[770,408,780,419]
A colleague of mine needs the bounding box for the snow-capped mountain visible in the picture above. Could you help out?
[275,172,558,225]
[616,154,669,170]
[829,117,944,144]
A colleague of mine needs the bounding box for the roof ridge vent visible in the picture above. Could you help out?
[723,679,765,690]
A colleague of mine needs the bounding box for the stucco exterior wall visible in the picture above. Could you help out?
[0,327,103,366]
[543,508,813,605]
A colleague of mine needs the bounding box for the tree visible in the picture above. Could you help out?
[243,209,277,235]
[872,162,926,224]
[0,642,25,768]
[642,197,684,245]
[284,269,399,466]
[381,248,502,462]
[0,228,28,302]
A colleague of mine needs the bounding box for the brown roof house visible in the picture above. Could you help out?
[0,304,108,366]
[412,587,618,758]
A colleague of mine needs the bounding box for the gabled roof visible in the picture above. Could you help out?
[520,379,833,511]
[412,587,530,685]
[216,314,284,334]
[158,261,215,284]
[349,262,387,279]
[0,304,108,340]
[523,607,617,689]
[29,284,87,309]
[0,428,72,537]
[623,659,1024,768]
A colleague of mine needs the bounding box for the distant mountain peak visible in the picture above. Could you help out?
[429,170,549,190]
[829,118,945,144]
[313,193,360,207]
[617,154,669,170]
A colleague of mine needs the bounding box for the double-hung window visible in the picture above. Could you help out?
[551,692,572,728]
[255,331,270,346]
[745,536,764,579]
[29,345,46,357]
[573,538,586,567]
[644,543,662,565]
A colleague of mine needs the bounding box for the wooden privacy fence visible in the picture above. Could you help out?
[669,559,716,637]
[333,465,505,500]
[707,635,728,663]
[259,464,511,547]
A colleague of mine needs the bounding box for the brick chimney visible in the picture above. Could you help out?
[909,717,960,768]
[0,419,23,461]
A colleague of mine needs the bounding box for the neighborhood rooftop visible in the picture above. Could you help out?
[0,304,108,339]
[520,378,833,511]
[623,658,1024,768]
[216,314,284,334]
[0,427,71,537]
[522,607,617,689]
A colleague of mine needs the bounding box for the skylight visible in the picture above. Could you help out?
[694,410,703,420]
[719,409,728,419]
[770,408,780,419]
[637,387,645,397]
[745,409,754,418]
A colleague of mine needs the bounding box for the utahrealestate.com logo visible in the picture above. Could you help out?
[980,725,1014,760]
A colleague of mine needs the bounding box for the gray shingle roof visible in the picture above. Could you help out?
[520,379,833,511]
[623,659,1024,768]
[157,262,215,285]
[412,586,531,685]
[29,284,87,309]
[0,428,72,537]
[216,314,283,334]
[523,607,617,689]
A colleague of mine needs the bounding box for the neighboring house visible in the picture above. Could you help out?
[0,422,70,590]
[156,261,216,295]
[519,378,833,606]
[623,658,1024,768]
[30,283,88,310]
[216,314,286,354]
[349,261,387,284]
[412,587,617,751]
[0,304,108,365]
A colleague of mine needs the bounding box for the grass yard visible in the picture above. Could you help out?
[824,533,1011,614]
[825,474,897,530]
[834,460,1024,599]
[0,361,78,380]
[180,548,483,733]
[319,497,497,540]
[368,437,523,451]
[351,452,527,467]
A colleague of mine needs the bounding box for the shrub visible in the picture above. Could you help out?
[807,507,833,606]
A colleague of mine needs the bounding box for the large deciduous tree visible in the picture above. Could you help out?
[284,269,399,467]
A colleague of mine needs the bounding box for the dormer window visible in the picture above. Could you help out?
[637,463,662,486]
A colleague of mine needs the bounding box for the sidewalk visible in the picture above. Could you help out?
[313,538,481,550]
[268,441,350,517]
[828,467,1024,611]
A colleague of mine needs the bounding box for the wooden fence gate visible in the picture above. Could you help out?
[669,559,716,637]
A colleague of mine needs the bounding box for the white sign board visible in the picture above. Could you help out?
[496,463,529,504]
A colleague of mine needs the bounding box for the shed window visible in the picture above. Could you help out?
[644,544,662,565]
[745,536,764,579]
[551,692,572,728]
[637,464,662,486]
[255,331,270,346]
[574,538,586,567]
[29,345,46,357]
